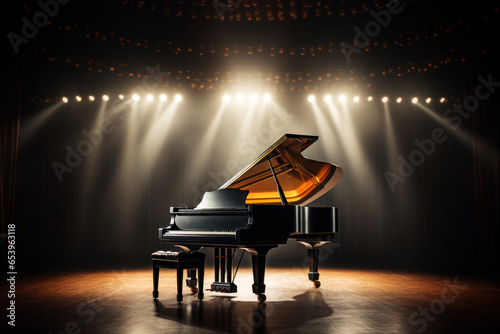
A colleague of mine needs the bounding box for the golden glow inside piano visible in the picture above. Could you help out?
[159,133,343,301]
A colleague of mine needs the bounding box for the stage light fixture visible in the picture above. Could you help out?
[308,95,315,102]
[338,94,346,102]
[367,96,373,102]
[396,97,402,103]
[76,96,82,102]
[382,96,389,103]
[62,97,68,103]
[412,97,418,104]
[250,93,258,102]
[89,95,95,101]
[236,93,244,102]
[102,95,109,101]
[118,94,125,100]
[174,94,182,102]
[132,94,140,101]
[146,94,154,101]
[440,97,446,103]
[426,97,432,104]
[223,94,231,102]
[160,94,167,101]
[324,95,332,102]
[353,96,360,102]
[264,93,271,102]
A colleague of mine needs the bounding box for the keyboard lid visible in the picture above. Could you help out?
[220,134,343,206]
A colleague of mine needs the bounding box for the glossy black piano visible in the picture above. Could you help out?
[159,133,343,301]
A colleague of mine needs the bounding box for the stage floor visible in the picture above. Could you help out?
[11,267,500,333]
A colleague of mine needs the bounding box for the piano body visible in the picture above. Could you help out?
[159,133,343,301]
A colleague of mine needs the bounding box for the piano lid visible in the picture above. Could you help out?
[220,134,343,206]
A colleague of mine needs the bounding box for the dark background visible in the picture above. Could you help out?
[2,0,499,275]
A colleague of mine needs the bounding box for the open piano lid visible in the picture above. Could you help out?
[220,134,343,206]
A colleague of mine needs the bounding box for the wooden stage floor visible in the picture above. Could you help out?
[11,267,500,333]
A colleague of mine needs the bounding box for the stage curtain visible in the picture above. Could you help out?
[0,56,21,265]
[473,93,500,274]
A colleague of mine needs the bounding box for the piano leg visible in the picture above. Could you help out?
[186,269,198,293]
[297,240,330,288]
[245,246,277,302]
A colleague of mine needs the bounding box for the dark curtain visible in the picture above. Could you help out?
[473,93,500,274]
[1,55,21,267]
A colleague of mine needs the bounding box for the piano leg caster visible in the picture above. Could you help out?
[313,280,321,288]
[190,286,199,294]
[257,294,267,302]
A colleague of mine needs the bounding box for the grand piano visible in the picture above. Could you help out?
[159,133,343,301]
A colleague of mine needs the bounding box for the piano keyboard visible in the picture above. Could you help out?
[167,230,235,235]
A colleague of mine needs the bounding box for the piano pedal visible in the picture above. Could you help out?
[210,282,237,293]
[208,288,229,292]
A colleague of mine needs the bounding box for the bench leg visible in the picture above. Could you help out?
[152,263,159,299]
[198,265,204,301]
[177,268,183,303]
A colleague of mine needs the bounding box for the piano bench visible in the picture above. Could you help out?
[151,250,206,303]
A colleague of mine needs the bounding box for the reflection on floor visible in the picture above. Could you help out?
[14,267,500,334]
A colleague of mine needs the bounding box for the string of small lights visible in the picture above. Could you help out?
[18,1,497,103]
[37,44,459,76]
[118,0,419,21]
[50,92,447,105]
[46,17,463,54]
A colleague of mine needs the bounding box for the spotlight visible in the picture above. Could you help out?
[89,95,95,102]
[174,94,182,102]
[412,97,418,104]
[102,95,109,101]
[146,94,154,101]
[160,94,167,101]
[236,93,244,102]
[132,94,140,101]
[338,94,346,102]
[396,97,402,103]
[425,97,432,104]
[308,95,315,102]
[324,95,332,102]
[263,93,271,102]
[118,94,125,100]
[353,96,360,102]
[440,97,446,103]
[382,96,389,103]
[223,94,231,102]
[76,96,82,102]
[62,97,68,103]
[367,96,373,102]
[250,93,258,102]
